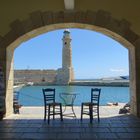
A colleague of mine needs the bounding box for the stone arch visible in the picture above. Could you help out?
[0,10,140,118]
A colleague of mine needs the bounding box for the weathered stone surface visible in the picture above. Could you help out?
[134,38,140,59]
[30,11,44,28]
[120,19,131,30]
[14,70,57,84]
[107,18,123,36]
[0,60,6,67]
[75,11,86,23]
[53,11,64,23]
[125,29,139,43]
[0,38,10,49]
[106,17,131,38]
[0,95,6,120]
[0,47,6,60]
[133,38,140,116]
[3,30,18,48]
[64,11,75,23]
[0,36,3,42]
[94,10,111,27]
[0,90,5,96]
[0,66,5,93]
[134,38,140,46]
[56,30,74,84]
[42,11,54,25]
[0,36,6,49]
[119,19,131,36]
[10,19,25,37]
[0,65,6,119]
[22,19,34,33]
[135,52,140,70]
[5,88,13,116]
[85,11,96,24]
[6,69,14,81]
[0,60,6,100]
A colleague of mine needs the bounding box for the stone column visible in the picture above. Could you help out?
[6,47,14,116]
[133,39,140,117]
[129,47,137,116]
[0,46,6,120]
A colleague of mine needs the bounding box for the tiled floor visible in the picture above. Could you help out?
[1,105,140,139]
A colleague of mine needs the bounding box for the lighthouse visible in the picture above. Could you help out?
[56,30,74,84]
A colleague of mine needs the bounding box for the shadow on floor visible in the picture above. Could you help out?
[0,114,140,139]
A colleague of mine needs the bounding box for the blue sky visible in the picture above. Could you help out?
[14,29,129,79]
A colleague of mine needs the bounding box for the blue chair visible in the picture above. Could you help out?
[81,88,101,123]
[13,91,21,114]
[42,88,63,124]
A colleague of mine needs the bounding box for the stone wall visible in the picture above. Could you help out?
[0,66,6,119]
[14,69,57,84]
[56,67,74,85]
[0,9,139,117]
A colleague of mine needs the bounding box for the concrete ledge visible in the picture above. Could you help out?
[70,80,129,87]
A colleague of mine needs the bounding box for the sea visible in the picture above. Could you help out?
[15,85,130,106]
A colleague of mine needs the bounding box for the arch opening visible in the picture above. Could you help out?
[14,28,130,109]
[5,23,136,117]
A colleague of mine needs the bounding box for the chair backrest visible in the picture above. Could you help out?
[42,88,55,104]
[91,88,101,105]
[13,91,20,101]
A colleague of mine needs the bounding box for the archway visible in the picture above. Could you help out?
[0,10,139,118]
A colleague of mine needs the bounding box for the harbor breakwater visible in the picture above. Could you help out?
[69,80,129,87]
[33,79,129,87]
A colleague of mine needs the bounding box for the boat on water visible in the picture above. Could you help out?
[26,82,34,86]
[14,82,34,91]
[14,84,25,91]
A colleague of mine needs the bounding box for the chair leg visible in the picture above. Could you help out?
[53,105,55,120]
[60,104,63,121]
[44,106,46,121]
[89,105,93,124]
[81,103,83,121]
[48,105,50,124]
[97,106,100,122]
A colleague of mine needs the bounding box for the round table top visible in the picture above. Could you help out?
[59,92,78,95]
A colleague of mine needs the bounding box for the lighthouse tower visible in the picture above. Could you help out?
[56,30,74,84]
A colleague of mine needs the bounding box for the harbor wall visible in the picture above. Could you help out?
[14,70,57,84]
[70,80,129,87]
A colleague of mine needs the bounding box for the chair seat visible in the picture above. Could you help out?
[47,102,61,106]
[82,102,98,106]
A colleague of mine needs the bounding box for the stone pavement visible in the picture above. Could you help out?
[1,105,140,139]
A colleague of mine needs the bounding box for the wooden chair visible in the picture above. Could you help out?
[81,88,101,123]
[42,88,63,124]
[13,91,21,114]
